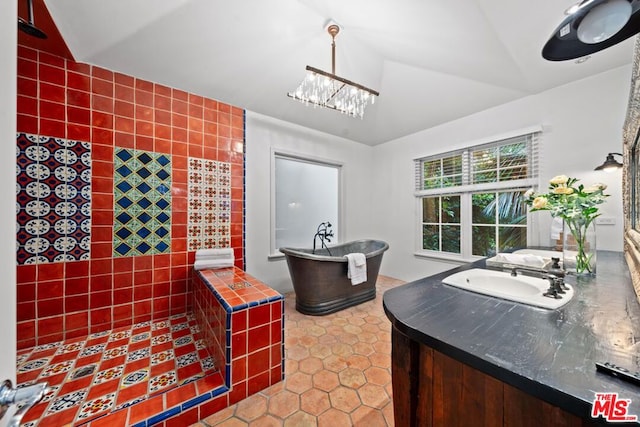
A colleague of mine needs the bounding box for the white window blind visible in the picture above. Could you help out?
[415,132,540,196]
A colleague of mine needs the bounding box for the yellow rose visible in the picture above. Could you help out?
[553,187,574,195]
[532,196,548,209]
[583,186,599,194]
[524,189,535,199]
[550,175,569,185]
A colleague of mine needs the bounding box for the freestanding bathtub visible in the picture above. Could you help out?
[280,240,389,315]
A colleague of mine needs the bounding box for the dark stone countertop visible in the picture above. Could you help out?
[383,251,640,423]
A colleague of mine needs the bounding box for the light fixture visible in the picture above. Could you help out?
[577,0,632,43]
[287,24,379,119]
[542,0,640,61]
[594,152,623,172]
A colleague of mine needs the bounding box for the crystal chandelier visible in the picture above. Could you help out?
[288,24,379,119]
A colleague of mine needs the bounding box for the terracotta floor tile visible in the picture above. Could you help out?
[283,371,312,394]
[351,405,388,426]
[283,411,316,426]
[234,393,268,422]
[266,389,299,419]
[300,388,330,416]
[28,275,403,427]
[358,383,389,409]
[329,386,361,413]
[338,367,366,389]
[298,356,323,374]
[312,370,339,392]
[245,414,281,426]
[318,408,352,427]
[364,366,391,386]
[346,354,372,371]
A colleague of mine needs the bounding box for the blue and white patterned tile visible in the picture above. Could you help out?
[176,352,198,368]
[151,320,169,331]
[88,331,109,339]
[133,320,151,329]
[45,390,87,415]
[93,366,124,385]
[15,133,91,265]
[113,148,172,257]
[101,346,128,361]
[150,334,172,347]
[16,353,31,366]
[130,332,151,343]
[38,360,74,378]
[149,371,177,393]
[150,349,174,366]
[75,392,116,421]
[170,322,189,332]
[108,330,131,342]
[32,342,61,352]
[174,336,193,347]
[18,358,50,373]
[121,369,148,388]
[126,348,150,362]
[56,341,85,355]
[79,343,107,357]
[200,356,216,371]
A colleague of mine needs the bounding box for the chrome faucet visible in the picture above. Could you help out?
[507,257,568,299]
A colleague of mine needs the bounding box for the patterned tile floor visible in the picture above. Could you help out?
[193,275,406,427]
[17,313,217,426]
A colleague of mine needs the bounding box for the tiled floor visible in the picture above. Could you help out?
[17,313,217,426]
[193,275,405,426]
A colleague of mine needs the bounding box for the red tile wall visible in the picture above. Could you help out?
[16,45,245,350]
[192,268,284,405]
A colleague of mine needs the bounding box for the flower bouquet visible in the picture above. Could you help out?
[524,175,609,275]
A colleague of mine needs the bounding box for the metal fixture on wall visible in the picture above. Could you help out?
[594,152,624,171]
[17,0,47,39]
[287,23,379,119]
[542,0,640,61]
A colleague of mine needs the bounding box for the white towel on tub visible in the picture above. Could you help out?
[344,253,367,285]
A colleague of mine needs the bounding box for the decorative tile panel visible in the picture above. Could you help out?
[16,133,91,265]
[188,158,231,251]
[113,148,172,257]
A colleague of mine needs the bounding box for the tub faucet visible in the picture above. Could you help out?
[313,222,334,255]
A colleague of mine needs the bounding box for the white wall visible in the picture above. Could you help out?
[372,65,631,282]
[245,112,375,293]
[1,0,17,422]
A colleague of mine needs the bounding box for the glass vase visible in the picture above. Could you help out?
[562,219,596,276]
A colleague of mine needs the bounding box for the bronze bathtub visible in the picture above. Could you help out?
[280,240,389,315]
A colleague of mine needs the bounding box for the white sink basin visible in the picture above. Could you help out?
[442,268,574,309]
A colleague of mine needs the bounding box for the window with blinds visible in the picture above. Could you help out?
[414,131,540,258]
[415,132,540,194]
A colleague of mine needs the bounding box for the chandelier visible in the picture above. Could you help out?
[287,24,379,119]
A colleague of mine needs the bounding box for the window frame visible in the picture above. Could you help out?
[414,128,541,262]
[269,149,344,259]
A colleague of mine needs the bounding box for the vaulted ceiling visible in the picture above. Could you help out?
[27,0,637,145]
